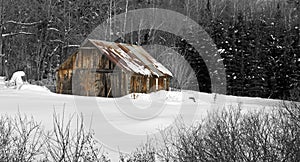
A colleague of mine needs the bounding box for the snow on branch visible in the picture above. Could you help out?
[2,32,34,37]
[47,28,60,32]
[48,45,59,57]
[4,20,42,26]
[50,39,64,43]
[63,45,80,48]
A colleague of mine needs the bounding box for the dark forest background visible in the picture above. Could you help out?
[0,0,299,100]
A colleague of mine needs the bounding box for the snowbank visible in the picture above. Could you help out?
[0,76,7,90]
[20,84,51,93]
[0,75,51,93]
[0,76,6,82]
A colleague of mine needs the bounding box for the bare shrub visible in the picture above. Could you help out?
[45,110,108,162]
[0,113,44,162]
[128,102,300,161]
[1,102,300,161]
[120,141,156,162]
[0,111,109,162]
[273,101,300,161]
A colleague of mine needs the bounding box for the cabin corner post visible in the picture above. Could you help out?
[166,77,170,91]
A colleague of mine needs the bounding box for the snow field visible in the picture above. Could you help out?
[0,78,282,161]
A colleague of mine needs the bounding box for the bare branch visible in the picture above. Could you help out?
[4,20,42,26]
[2,32,34,37]
[62,45,80,49]
[47,28,60,32]
[50,39,64,43]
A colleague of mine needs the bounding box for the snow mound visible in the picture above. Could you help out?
[124,90,184,103]
[20,84,51,93]
[0,76,6,82]
[0,76,7,89]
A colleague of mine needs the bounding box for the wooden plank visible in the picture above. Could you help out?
[136,76,140,92]
[97,73,104,97]
[149,77,156,92]
[142,76,147,93]
[80,51,83,68]
[73,68,122,73]
[166,77,170,91]
[118,72,122,97]
[108,73,112,97]
[146,77,150,93]
[96,69,122,73]
[110,73,115,97]
[123,73,129,95]
[103,73,108,96]
[158,77,164,90]
[75,52,79,68]
[131,76,134,93]
[121,73,124,96]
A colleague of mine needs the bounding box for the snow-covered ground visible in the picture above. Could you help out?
[0,80,282,161]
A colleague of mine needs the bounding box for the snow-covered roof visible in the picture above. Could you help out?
[81,39,172,77]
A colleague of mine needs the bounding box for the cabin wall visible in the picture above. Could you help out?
[166,77,170,91]
[56,53,76,94]
[56,68,73,94]
[71,48,127,97]
[158,78,164,91]
[129,75,148,94]
[128,76,171,94]
[109,72,124,97]
[122,73,129,96]
[148,77,156,92]
[72,69,98,96]
[72,48,108,96]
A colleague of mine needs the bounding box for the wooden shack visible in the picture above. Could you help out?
[56,39,173,97]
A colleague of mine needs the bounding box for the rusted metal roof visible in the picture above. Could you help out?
[81,39,173,77]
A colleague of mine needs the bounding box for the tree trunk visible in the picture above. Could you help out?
[0,0,4,77]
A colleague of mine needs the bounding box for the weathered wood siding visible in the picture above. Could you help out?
[56,53,76,94]
[129,75,148,94]
[72,48,116,97]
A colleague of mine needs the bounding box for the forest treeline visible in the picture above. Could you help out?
[0,0,299,100]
